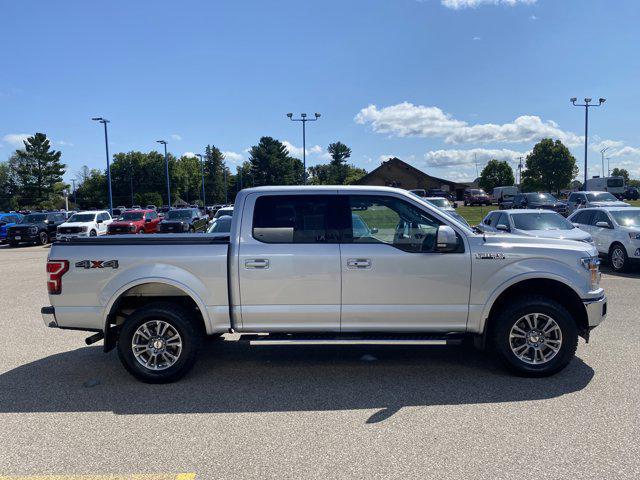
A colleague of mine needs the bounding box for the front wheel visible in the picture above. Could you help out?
[38,231,48,245]
[492,295,577,377]
[89,229,97,237]
[117,302,202,383]
[609,243,629,272]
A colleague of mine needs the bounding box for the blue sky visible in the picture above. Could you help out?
[1,0,639,184]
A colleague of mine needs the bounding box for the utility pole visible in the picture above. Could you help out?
[286,112,321,184]
[570,97,606,190]
[600,147,609,178]
[195,154,206,208]
[517,156,524,186]
[91,117,113,215]
[156,140,171,207]
[71,179,76,205]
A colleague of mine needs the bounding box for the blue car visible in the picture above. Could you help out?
[0,213,24,242]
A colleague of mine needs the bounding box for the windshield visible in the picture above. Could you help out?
[426,198,449,208]
[214,209,233,218]
[68,213,96,223]
[21,214,46,223]
[610,210,640,227]
[527,193,557,203]
[512,212,573,231]
[607,178,624,188]
[586,192,617,202]
[118,212,144,221]
[166,210,193,220]
[470,189,486,195]
[207,216,232,233]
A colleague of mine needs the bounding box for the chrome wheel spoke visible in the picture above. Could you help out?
[132,320,182,371]
[509,313,562,366]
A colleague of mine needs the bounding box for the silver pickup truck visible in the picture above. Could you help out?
[42,186,607,382]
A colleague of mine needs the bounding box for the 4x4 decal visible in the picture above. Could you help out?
[75,260,119,269]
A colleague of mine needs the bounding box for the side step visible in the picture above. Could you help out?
[241,333,464,346]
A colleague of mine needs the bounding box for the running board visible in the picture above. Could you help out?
[242,334,463,346]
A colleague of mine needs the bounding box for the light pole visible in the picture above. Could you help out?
[570,97,605,190]
[71,179,77,205]
[600,147,609,178]
[516,156,524,187]
[91,117,113,214]
[287,112,321,184]
[195,153,206,207]
[156,140,171,207]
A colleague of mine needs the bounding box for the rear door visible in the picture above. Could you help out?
[339,192,471,332]
[237,193,344,332]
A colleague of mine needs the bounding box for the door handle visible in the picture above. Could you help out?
[347,258,371,269]
[245,259,270,269]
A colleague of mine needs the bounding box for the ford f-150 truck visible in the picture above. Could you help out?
[42,186,607,383]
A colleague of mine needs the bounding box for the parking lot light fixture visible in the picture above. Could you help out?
[91,117,113,215]
[286,112,321,185]
[156,140,171,207]
[195,153,206,208]
[570,97,606,190]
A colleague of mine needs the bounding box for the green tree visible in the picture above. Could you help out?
[75,168,107,209]
[611,168,630,183]
[203,145,232,204]
[0,155,20,211]
[478,159,515,193]
[13,133,66,207]
[248,137,304,186]
[521,139,577,193]
[308,141,366,185]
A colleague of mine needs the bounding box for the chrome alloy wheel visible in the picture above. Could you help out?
[132,320,183,371]
[611,247,625,270]
[509,313,562,365]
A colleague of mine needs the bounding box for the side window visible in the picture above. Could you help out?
[495,213,509,228]
[151,212,158,220]
[252,195,343,244]
[574,210,593,225]
[591,211,611,227]
[484,212,497,226]
[348,195,442,253]
[568,193,578,202]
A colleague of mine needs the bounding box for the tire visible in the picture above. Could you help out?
[117,302,203,383]
[89,229,97,237]
[464,201,468,206]
[491,295,578,377]
[189,226,195,233]
[38,231,48,245]
[138,229,145,234]
[9,241,19,248]
[609,243,629,272]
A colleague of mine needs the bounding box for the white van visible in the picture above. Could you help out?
[492,186,519,205]
[585,176,625,197]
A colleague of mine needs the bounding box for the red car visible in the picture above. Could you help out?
[107,209,160,234]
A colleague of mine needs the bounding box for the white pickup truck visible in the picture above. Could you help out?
[42,186,607,383]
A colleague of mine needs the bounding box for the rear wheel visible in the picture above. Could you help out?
[38,231,48,245]
[492,295,577,377]
[609,243,629,272]
[117,302,202,383]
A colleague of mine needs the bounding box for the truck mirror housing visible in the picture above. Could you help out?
[436,225,458,252]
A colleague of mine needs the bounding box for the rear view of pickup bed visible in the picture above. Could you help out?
[43,186,606,383]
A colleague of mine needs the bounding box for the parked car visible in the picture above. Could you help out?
[146,204,157,211]
[566,191,630,214]
[480,210,592,243]
[57,211,113,241]
[158,208,208,233]
[511,193,568,216]
[493,186,519,208]
[463,189,491,206]
[111,208,123,218]
[622,186,639,201]
[568,207,640,272]
[42,186,606,382]
[0,212,24,243]
[108,209,160,234]
[584,176,625,198]
[6,211,66,246]
[206,215,232,234]
[131,205,142,210]
[423,196,470,227]
[408,189,426,198]
[213,206,234,219]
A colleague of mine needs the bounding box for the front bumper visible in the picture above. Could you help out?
[56,233,89,241]
[41,306,57,328]
[584,295,607,328]
[7,233,38,243]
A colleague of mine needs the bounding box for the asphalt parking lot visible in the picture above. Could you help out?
[0,244,639,479]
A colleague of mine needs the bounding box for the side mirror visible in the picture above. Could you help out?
[496,224,510,232]
[595,221,611,229]
[370,227,379,234]
[572,223,580,228]
[436,225,458,252]
[96,219,103,224]
[145,218,152,223]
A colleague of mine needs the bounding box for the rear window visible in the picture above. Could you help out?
[252,195,344,244]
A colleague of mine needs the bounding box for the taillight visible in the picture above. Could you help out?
[47,259,69,295]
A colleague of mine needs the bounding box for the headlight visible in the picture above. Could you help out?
[580,256,601,291]
[80,226,88,232]
[628,232,640,240]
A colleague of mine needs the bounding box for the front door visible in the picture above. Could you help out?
[237,193,343,332]
[339,193,472,332]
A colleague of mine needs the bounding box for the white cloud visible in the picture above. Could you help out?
[441,0,536,9]
[282,140,324,158]
[182,152,196,158]
[223,151,245,164]
[529,14,538,20]
[57,140,74,146]
[2,133,30,147]
[473,36,482,41]
[424,148,528,167]
[355,102,582,146]
[170,134,182,141]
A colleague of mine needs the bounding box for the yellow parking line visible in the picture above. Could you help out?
[0,474,195,480]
